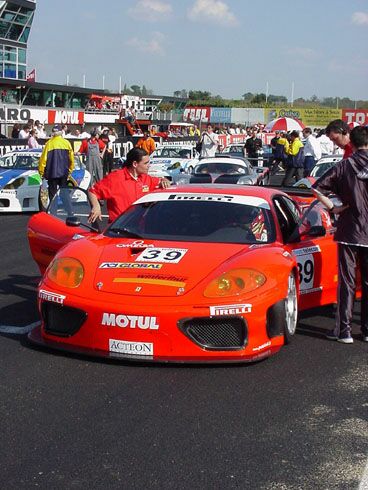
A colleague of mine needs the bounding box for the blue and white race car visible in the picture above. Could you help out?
[148,145,200,180]
[0,149,91,212]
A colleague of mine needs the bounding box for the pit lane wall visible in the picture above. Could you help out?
[0,134,254,159]
[183,106,367,127]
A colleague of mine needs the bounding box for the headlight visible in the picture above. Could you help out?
[4,177,25,189]
[204,268,266,297]
[47,257,84,288]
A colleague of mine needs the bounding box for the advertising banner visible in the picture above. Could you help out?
[231,108,265,125]
[342,109,368,126]
[183,106,210,123]
[265,107,342,127]
[0,105,48,124]
[48,110,84,125]
[210,107,231,124]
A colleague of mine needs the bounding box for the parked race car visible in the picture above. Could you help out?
[174,157,270,186]
[0,149,91,212]
[222,144,273,168]
[294,155,343,188]
[28,184,340,363]
[149,145,199,180]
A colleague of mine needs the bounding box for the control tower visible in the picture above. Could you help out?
[0,0,36,80]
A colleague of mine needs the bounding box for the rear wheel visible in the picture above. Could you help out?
[284,272,298,344]
[38,185,49,212]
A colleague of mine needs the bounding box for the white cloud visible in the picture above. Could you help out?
[351,12,368,26]
[188,0,238,26]
[351,12,368,25]
[126,32,166,55]
[128,0,172,22]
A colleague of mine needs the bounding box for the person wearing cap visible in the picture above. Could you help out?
[38,124,75,204]
[78,129,106,185]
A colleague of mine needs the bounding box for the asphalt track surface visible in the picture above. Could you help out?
[0,213,367,490]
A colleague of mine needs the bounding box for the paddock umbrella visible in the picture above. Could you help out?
[265,117,305,132]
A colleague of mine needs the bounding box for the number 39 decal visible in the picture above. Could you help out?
[297,254,315,291]
[135,248,188,264]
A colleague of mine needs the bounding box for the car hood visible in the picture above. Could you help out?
[93,238,248,297]
[0,169,39,188]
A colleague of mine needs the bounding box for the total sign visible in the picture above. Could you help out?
[48,110,84,125]
[343,109,368,126]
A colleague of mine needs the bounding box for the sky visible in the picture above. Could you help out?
[27,0,368,101]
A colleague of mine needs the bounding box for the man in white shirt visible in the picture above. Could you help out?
[302,127,322,176]
[317,129,334,155]
[200,124,219,158]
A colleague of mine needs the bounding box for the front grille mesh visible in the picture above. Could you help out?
[41,302,86,337]
[179,316,247,350]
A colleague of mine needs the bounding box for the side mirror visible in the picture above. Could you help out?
[301,225,326,238]
[66,216,81,227]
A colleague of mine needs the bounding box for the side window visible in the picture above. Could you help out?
[273,196,300,242]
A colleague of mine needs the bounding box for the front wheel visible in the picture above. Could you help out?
[284,272,298,344]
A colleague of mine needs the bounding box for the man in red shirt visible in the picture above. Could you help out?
[326,119,353,159]
[88,148,170,223]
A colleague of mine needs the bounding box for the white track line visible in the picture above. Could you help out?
[359,461,368,490]
[0,321,40,334]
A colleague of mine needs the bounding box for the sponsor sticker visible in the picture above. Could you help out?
[39,289,66,305]
[252,341,271,352]
[102,313,159,330]
[109,339,153,357]
[99,262,162,269]
[292,245,321,292]
[210,304,252,316]
[292,245,321,257]
[135,248,188,264]
[116,240,154,248]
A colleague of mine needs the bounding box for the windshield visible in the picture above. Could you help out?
[195,162,250,175]
[0,154,39,169]
[310,161,335,178]
[106,200,275,244]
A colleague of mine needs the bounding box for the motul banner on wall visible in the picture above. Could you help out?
[48,110,84,125]
[183,106,210,123]
[342,109,368,126]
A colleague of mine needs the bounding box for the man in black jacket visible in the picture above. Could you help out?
[244,130,262,164]
[312,126,368,343]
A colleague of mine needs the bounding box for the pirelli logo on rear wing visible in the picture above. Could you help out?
[134,192,271,209]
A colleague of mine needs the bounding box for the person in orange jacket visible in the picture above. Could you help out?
[136,131,156,155]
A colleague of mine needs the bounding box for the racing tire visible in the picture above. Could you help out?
[284,272,298,344]
[38,186,49,212]
[38,178,76,212]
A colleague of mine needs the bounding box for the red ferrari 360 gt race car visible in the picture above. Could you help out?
[27,184,340,363]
